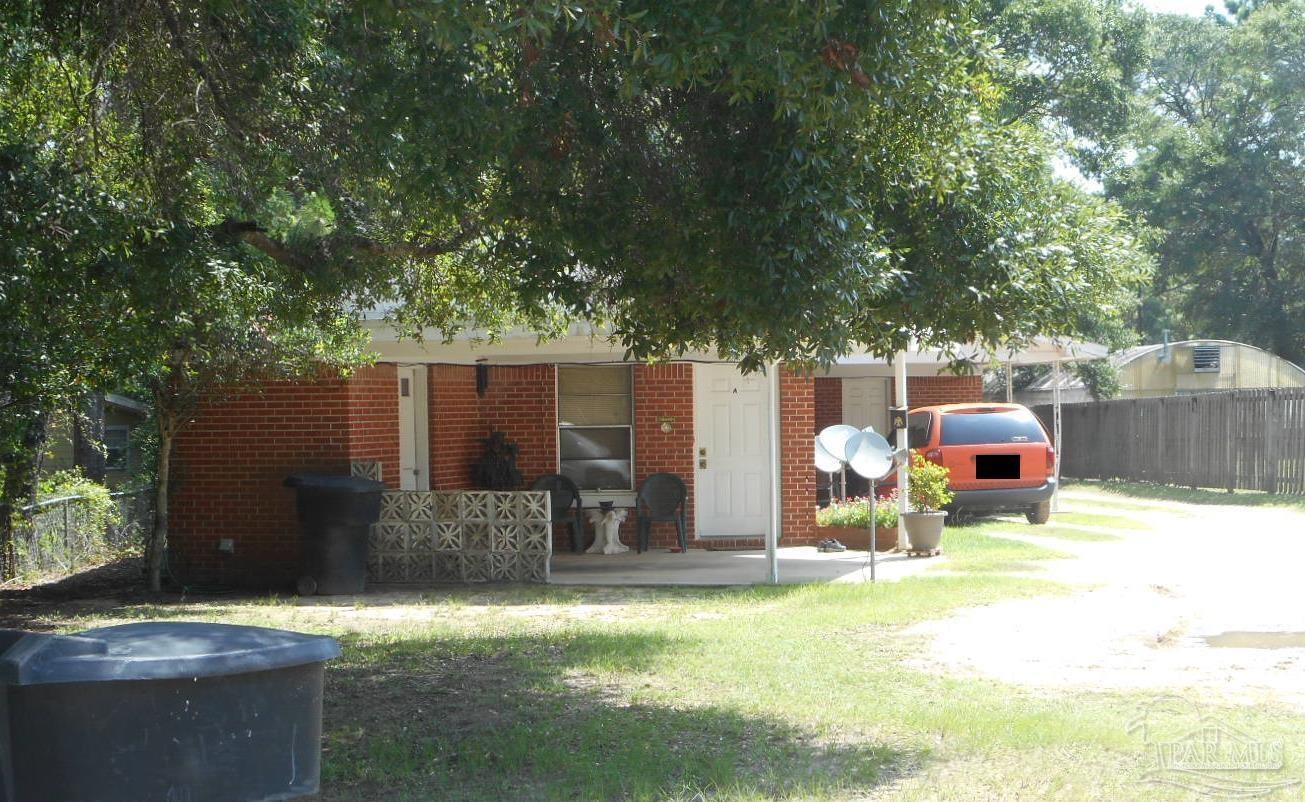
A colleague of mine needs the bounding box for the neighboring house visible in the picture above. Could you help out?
[41,394,149,488]
[1015,340,1305,406]
[167,322,1094,586]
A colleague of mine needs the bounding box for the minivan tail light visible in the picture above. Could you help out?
[925,449,943,464]
[1046,445,1056,472]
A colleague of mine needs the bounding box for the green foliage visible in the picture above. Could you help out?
[816,491,900,529]
[37,469,115,513]
[2,0,1151,371]
[986,0,1149,174]
[908,451,955,513]
[12,468,124,579]
[1108,2,1305,364]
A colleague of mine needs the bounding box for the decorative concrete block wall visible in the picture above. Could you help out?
[359,471,552,583]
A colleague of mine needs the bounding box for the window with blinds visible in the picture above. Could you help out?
[558,366,634,490]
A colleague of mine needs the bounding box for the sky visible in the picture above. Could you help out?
[1134,0,1218,15]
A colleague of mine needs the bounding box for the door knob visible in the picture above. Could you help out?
[698,459,707,468]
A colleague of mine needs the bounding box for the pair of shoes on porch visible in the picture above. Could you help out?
[818,538,847,553]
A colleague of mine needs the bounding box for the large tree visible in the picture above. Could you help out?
[6,1,1147,363]
[1109,3,1305,363]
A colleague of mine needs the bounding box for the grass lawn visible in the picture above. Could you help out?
[11,490,1305,800]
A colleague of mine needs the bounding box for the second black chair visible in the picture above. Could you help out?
[530,474,587,552]
[635,472,688,553]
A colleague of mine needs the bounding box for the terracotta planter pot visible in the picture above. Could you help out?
[815,525,898,552]
[901,511,947,551]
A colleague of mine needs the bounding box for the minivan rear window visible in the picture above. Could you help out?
[939,409,1048,446]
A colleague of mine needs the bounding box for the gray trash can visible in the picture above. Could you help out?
[284,473,386,595]
[0,622,341,802]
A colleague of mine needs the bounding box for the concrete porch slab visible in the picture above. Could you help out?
[549,546,944,586]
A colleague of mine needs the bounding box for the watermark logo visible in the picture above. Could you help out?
[1127,695,1300,798]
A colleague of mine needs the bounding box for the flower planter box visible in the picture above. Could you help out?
[816,525,897,552]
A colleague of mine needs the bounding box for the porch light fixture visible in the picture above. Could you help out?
[658,415,676,433]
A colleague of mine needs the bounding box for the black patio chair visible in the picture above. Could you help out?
[635,472,688,553]
[530,474,588,553]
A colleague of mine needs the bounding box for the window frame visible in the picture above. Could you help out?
[104,425,130,472]
[556,365,636,492]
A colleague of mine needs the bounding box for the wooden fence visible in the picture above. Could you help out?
[1033,389,1305,494]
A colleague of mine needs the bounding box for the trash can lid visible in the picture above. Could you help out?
[0,622,342,686]
[284,473,387,493]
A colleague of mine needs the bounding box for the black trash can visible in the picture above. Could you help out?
[0,622,341,802]
[284,473,386,595]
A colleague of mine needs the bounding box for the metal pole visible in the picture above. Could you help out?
[869,481,877,582]
[894,351,910,549]
[766,362,781,584]
[1052,359,1063,513]
[1006,361,1014,403]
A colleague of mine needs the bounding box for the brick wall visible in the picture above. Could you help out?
[428,364,558,491]
[898,375,984,407]
[170,366,399,587]
[813,377,842,434]
[428,364,481,490]
[480,365,558,484]
[346,365,401,487]
[779,369,818,545]
[633,363,696,550]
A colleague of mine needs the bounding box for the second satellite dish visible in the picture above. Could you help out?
[814,437,843,473]
[816,424,861,464]
[844,429,895,480]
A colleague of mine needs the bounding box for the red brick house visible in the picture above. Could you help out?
[168,323,1092,586]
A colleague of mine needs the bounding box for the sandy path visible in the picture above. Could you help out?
[910,491,1305,710]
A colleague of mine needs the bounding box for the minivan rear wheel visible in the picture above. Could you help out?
[1026,501,1051,525]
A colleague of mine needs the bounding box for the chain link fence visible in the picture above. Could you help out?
[5,488,154,580]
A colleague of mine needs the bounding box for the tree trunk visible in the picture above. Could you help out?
[0,408,48,579]
[146,410,176,592]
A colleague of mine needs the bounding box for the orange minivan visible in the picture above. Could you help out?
[902,403,1057,524]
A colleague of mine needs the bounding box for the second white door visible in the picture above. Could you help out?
[396,365,430,491]
[694,364,771,538]
[842,377,890,435]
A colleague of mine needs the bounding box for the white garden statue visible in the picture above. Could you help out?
[584,507,630,555]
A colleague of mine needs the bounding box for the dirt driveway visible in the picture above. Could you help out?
[911,487,1305,711]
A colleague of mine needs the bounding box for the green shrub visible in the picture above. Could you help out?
[908,450,954,512]
[816,490,899,529]
[14,469,124,578]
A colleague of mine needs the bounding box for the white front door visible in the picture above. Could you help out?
[842,377,890,435]
[396,365,430,491]
[694,364,772,538]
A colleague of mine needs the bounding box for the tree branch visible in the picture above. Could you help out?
[216,216,482,270]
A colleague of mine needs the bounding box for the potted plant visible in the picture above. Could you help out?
[815,489,899,551]
[901,451,954,551]
[472,431,522,490]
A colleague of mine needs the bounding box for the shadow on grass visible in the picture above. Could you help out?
[320,629,920,802]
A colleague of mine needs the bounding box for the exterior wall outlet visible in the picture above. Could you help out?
[217,538,235,554]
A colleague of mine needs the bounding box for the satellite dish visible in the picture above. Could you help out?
[814,437,842,473]
[844,430,895,480]
[816,425,861,465]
